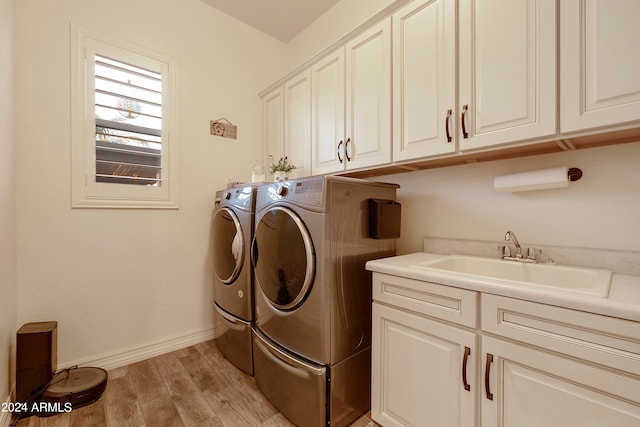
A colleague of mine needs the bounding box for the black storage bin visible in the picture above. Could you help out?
[369,199,401,239]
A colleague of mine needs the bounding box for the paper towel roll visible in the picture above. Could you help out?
[494,166,569,192]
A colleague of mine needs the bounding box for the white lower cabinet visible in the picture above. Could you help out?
[481,336,640,427]
[371,273,478,427]
[372,303,476,427]
[371,273,640,427]
[481,294,640,427]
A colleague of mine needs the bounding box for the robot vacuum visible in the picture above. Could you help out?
[38,367,108,416]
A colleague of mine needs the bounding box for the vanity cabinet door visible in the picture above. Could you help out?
[560,0,640,134]
[372,303,476,427]
[481,335,640,427]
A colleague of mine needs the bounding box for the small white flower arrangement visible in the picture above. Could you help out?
[269,156,296,181]
[269,156,296,174]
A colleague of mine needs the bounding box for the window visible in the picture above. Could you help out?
[71,25,177,208]
[94,55,162,186]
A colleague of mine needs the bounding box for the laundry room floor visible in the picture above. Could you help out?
[14,340,379,426]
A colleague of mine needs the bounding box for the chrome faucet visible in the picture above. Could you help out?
[504,230,522,258]
[502,230,537,263]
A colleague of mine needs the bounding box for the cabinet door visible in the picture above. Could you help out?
[262,86,284,164]
[482,336,640,427]
[345,18,392,170]
[459,0,556,150]
[311,48,345,175]
[372,303,476,427]
[284,70,311,178]
[392,0,456,161]
[560,0,640,134]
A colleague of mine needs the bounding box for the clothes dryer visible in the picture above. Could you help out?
[251,176,399,427]
[211,184,257,375]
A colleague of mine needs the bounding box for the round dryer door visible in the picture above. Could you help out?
[212,207,244,284]
[253,206,315,310]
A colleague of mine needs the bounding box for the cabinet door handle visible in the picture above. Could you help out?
[461,104,469,139]
[462,346,471,392]
[485,353,494,401]
[337,140,344,163]
[445,109,453,142]
[345,137,352,162]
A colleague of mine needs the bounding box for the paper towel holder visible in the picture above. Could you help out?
[493,166,584,193]
[568,167,583,182]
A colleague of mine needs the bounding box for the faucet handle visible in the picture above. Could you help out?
[501,245,512,258]
[526,247,537,260]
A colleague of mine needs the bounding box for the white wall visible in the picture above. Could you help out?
[14,0,286,367]
[0,0,17,411]
[285,0,407,72]
[380,142,640,255]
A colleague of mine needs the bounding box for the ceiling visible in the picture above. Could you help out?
[200,0,341,42]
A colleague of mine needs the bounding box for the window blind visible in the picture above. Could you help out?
[94,55,163,186]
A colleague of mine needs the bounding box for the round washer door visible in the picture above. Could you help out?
[253,206,315,310]
[212,207,244,284]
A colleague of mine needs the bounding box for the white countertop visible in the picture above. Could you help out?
[366,252,640,322]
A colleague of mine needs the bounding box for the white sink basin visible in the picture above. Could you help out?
[410,255,612,297]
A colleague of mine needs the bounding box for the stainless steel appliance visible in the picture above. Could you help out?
[251,176,399,427]
[212,185,257,375]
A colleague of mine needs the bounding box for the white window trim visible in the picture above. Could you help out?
[70,23,178,209]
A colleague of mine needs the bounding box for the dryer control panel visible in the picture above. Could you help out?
[260,177,325,209]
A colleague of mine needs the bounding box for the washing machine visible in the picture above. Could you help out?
[251,176,400,427]
[211,184,257,375]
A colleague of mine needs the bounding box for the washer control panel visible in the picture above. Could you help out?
[218,185,255,211]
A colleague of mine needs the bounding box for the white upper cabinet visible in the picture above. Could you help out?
[262,70,312,178]
[284,70,311,177]
[344,18,392,170]
[311,48,345,175]
[560,0,640,134]
[262,86,284,164]
[311,19,392,175]
[264,0,640,177]
[392,0,457,161]
[458,0,557,151]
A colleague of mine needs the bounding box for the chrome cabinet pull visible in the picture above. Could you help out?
[462,346,471,392]
[337,140,343,163]
[461,104,469,139]
[445,109,453,142]
[485,353,494,400]
[345,137,352,162]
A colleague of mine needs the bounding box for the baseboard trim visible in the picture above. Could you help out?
[59,326,219,371]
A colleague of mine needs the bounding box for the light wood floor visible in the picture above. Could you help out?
[14,340,378,427]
